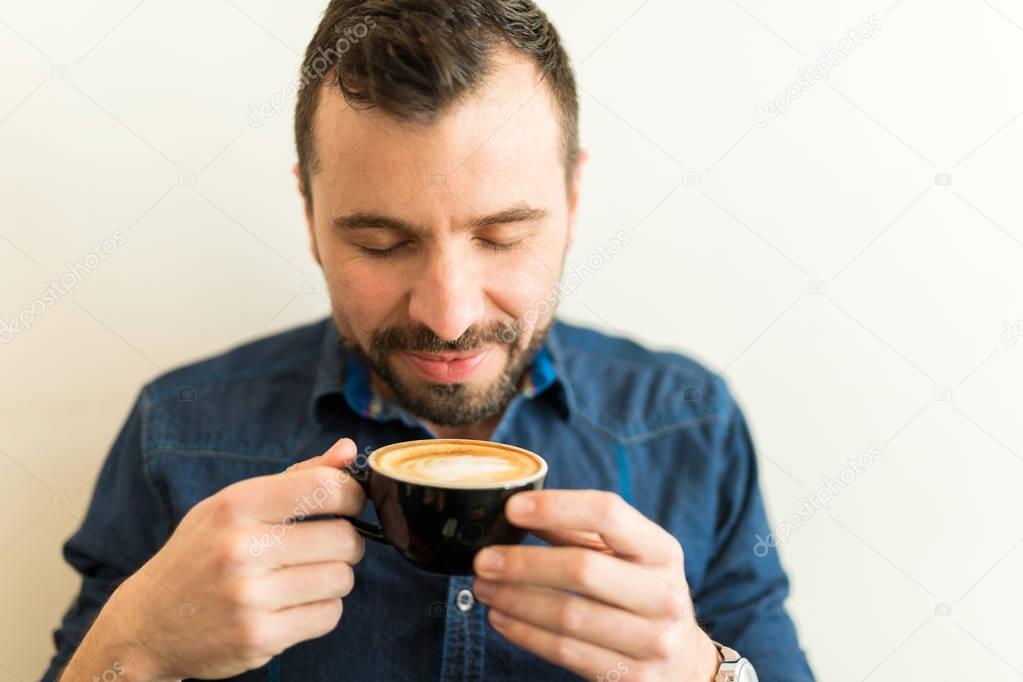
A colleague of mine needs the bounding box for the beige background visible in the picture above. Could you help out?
[2,1,1023,679]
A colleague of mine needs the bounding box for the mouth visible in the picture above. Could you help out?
[401,348,492,383]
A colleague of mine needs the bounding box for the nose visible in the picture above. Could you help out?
[407,243,485,342]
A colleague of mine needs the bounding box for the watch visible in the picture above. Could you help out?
[712,641,758,682]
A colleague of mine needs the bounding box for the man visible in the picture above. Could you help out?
[45,1,814,680]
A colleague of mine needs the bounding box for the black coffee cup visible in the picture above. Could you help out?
[343,438,547,575]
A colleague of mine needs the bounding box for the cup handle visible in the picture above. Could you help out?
[345,516,388,543]
[341,465,389,544]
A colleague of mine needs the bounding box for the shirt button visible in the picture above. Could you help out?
[455,588,475,612]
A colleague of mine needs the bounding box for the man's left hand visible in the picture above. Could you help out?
[472,489,721,681]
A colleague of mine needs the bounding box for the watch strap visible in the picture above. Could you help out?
[711,641,750,682]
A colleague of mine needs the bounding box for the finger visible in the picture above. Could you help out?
[486,608,635,681]
[474,545,689,620]
[225,465,366,523]
[506,490,681,565]
[269,598,345,650]
[250,561,355,610]
[249,518,365,568]
[286,438,358,472]
[473,579,673,661]
[531,528,614,554]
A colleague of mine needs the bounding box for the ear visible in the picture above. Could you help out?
[293,163,321,267]
[565,148,588,250]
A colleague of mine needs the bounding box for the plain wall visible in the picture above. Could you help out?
[2,1,1022,679]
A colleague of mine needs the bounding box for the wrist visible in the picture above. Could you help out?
[62,583,175,682]
[688,628,722,682]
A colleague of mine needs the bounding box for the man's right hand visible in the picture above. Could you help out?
[60,438,367,682]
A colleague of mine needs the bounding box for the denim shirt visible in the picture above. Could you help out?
[44,317,815,681]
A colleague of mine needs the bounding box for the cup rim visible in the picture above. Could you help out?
[367,438,548,490]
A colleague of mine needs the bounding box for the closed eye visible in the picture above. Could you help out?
[476,238,521,252]
[358,242,410,258]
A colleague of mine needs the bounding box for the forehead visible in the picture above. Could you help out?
[309,48,565,213]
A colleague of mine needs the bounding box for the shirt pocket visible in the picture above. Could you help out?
[144,446,286,525]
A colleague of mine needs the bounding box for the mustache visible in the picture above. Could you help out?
[370,320,521,355]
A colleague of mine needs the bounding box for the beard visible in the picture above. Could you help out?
[340,318,552,427]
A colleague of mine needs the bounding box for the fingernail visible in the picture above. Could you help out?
[473,579,495,599]
[489,609,508,627]
[507,495,535,516]
[477,548,505,575]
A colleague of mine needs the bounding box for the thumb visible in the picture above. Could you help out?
[286,437,359,472]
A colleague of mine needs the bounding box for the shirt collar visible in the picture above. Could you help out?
[308,318,575,427]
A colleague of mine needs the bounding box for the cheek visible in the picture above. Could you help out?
[485,250,563,328]
[325,259,407,332]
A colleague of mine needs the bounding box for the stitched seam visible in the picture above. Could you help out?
[477,599,486,682]
[573,407,728,445]
[615,442,633,505]
[146,442,284,457]
[573,399,720,440]
[438,578,453,681]
[140,386,176,538]
[560,346,726,437]
[142,424,331,468]
[145,348,321,402]
[620,413,729,445]
[562,337,702,374]
[143,445,288,465]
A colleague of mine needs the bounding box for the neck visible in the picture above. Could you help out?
[424,414,502,441]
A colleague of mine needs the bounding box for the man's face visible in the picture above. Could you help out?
[298,47,584,427]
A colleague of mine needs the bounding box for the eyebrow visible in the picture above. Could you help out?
[331,205,548,235]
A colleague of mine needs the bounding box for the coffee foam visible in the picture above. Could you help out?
[373,442,542,487]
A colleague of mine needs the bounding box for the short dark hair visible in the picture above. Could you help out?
[294,0,579,203]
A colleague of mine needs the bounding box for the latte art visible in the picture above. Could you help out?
[373,442,542,486]
[395,453,535,483]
